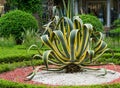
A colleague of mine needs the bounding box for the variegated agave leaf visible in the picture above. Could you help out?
[53,0,74,19]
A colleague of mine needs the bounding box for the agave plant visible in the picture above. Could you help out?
[40,15,109,70]
[27,0,114,80]
[27,15,113,80]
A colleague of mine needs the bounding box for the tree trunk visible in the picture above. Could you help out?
[47,0,54,21]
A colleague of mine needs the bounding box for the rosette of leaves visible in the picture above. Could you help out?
[27,16,112,80]
[27,0,113,80]
[41,16,109,71]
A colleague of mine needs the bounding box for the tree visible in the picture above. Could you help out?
[5,0,43,14]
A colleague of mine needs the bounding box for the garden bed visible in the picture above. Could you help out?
[0,65,120,86]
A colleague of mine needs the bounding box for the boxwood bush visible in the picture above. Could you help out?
[109,19,120,36]
[0,10,39,44]
[79,14,103,32]
[113,18,120,28]
[110,28,120,33]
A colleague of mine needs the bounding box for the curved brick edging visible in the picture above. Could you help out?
[0,65,120,85]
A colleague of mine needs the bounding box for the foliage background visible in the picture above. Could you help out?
[0,10,39,44]
[5,0,45,28]
[5,0,44,13]
[80,14,103,32]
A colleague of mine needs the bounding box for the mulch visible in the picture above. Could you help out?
[0,65,120,86]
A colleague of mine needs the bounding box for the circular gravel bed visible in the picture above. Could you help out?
[32,69,120,86]
[0,65,120,86]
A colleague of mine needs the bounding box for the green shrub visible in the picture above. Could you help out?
[0,55,32,63]
[5,0,44,14]
[0,60,43,73]
[0,45,39,63]
[22,30,42,48]
[0,10,39,44]
[101,53,120,63]
[110,28,120,33]
[79,14,103,32]
[0,35,16,47]
[113,18,120,28]
[0,79,45,88]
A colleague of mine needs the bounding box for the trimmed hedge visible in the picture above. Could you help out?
[0,79,45,88]
[0,79,120,88]
[97,53,120,65]
[0,45,39,63]
[0,60,43,73]
[1,52,120,65]
[0,55,33,63]
[60,84,120,88]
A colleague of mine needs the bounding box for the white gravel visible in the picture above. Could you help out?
[32,69,120,86]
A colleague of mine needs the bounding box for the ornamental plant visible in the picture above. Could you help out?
[27,0,113,80]
[113,18,120,28]
[0,10,38,44]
